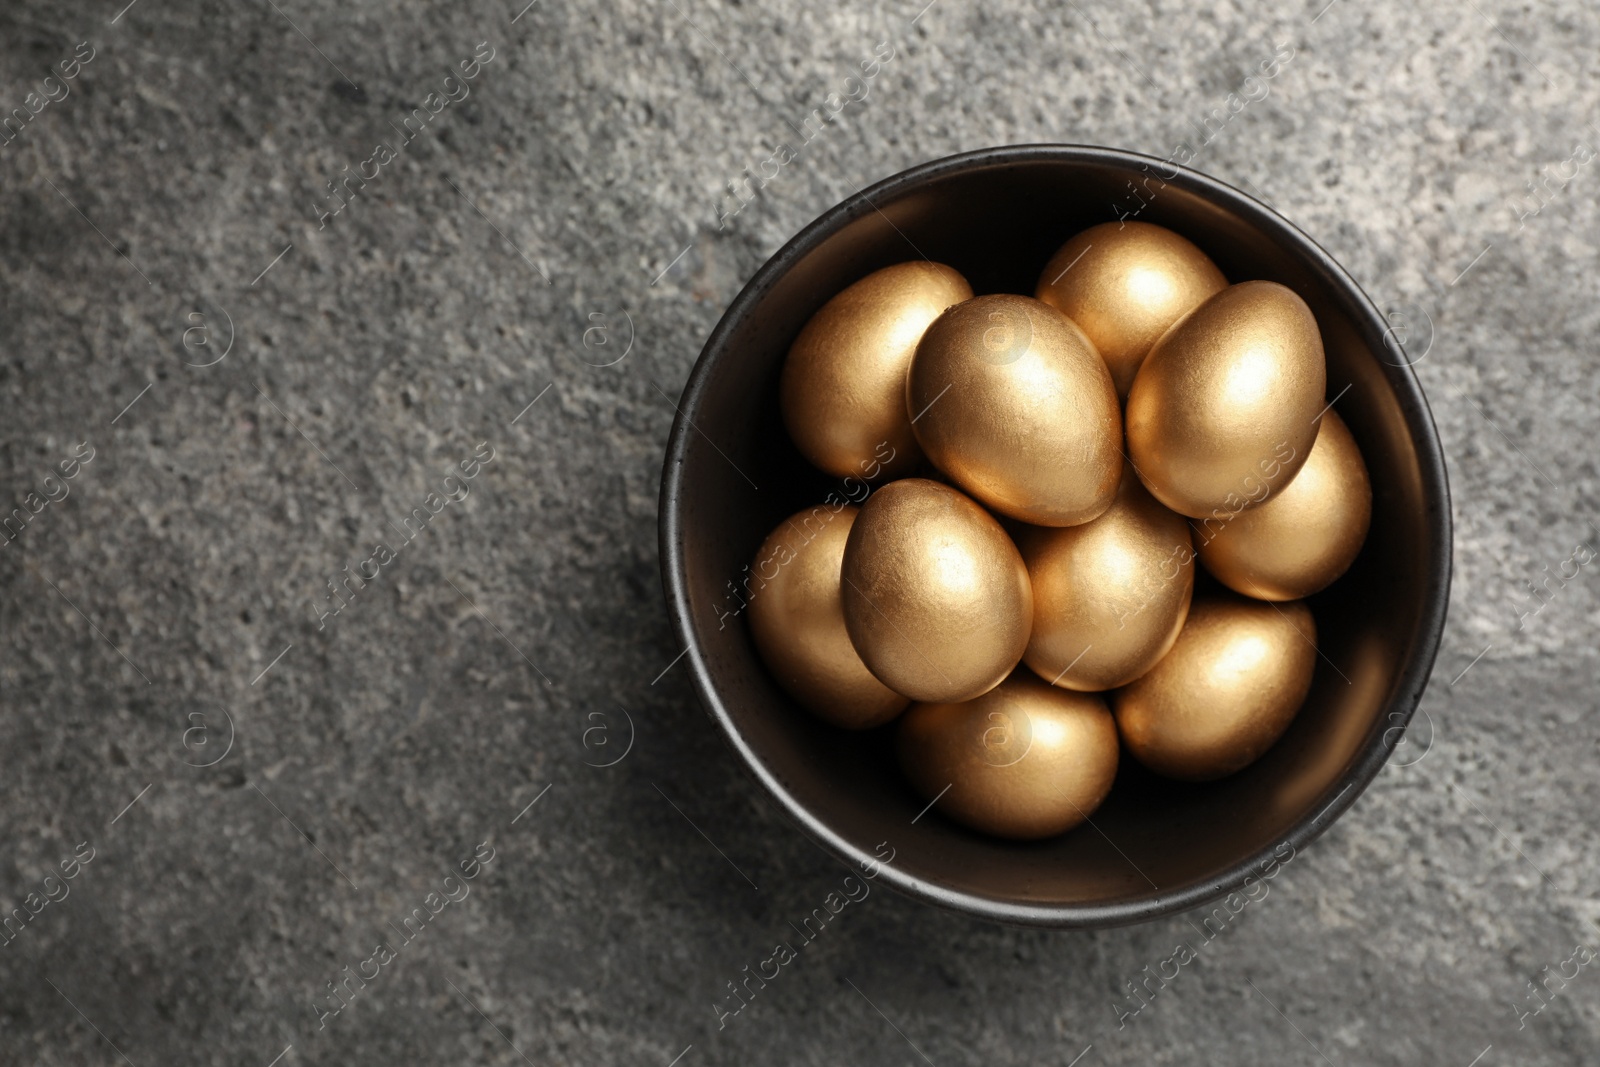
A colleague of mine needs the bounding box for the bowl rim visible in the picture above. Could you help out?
[658,142,1453,928]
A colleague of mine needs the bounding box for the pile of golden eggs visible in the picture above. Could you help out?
[747,221,1371,842]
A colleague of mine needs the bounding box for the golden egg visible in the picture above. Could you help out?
[1034,221,1227,398]
[1020,467,1194,691]
[908,294,1121,526]
[780,262,973,480]
[896,671,1119,840]
[1196,410,1372,601]
[1114,596,1317,781]
[840,478,1032,703]
[747,506,910,730]
[1125,281,1325,519]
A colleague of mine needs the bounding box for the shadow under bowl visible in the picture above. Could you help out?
[659,144,1451,928]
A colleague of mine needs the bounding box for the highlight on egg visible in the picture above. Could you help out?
[746,505,911,730]
[1195,409,1372,601]
[1113,595,1317,781]
[1125,280,1326,519]
[840,478,1032,703]
[1035,221,1228,398]
[780,261,973,481]
[1020,466,1194,692]
[907,294,1122,527]
[896,670,1120,839]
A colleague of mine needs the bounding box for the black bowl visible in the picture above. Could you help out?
[658,144,1451,928]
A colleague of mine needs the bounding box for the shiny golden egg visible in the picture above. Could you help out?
[747,505,911,730]
[1125,280,1325,519]
[908,294,1122,526]
[1114,595,1317,781]
[780,261,973,480]
[1035,221,1227,398]
[897,671,1119,839]
[840,478,1032,703]
[1020,467,1194,691]
[1196,409,1372,601]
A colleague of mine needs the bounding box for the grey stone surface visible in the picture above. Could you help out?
[1,0,1597,1064]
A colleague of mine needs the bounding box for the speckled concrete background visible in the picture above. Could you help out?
[1,0,1596,1063]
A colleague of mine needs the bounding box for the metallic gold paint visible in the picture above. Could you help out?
[747,506,911,730]
[896,671,1119,840]
[908,294,1122,526]
[1035,221,1227,398]
[1125,280,1325,519]
[1020,468,1194,691]
[1114,596,1317,781]
[1196,410,1372,601]
[840,478,1032,703]
[780,261,973,480]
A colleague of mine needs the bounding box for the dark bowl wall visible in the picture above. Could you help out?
[661,145,1450,927]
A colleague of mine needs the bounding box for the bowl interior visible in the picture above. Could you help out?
[662,147,1449,926]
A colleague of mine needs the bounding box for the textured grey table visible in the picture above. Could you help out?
[2,0,1597,1064]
